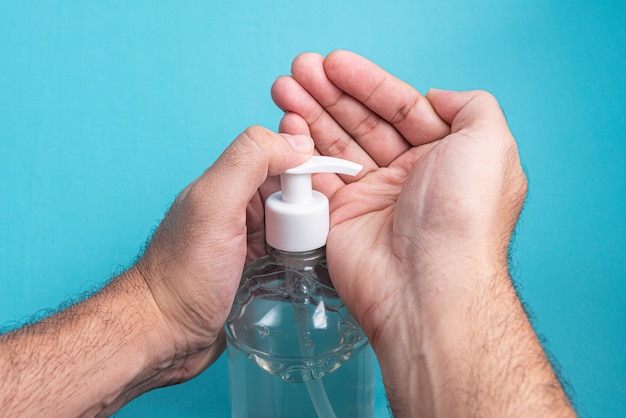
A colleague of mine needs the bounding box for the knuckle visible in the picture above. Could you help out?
[241,125,274,151]
[473,89,501,110]
[389,91,421,125]
[352,112,381,139]
[325,133,353,157]
[217,126,274,173]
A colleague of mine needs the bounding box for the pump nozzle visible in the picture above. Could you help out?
[280,156,363,203]
[265,156,363,252]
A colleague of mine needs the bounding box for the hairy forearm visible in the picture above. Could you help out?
[0,268,176,417]
[373,264,575,418]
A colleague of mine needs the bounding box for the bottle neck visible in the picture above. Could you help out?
[266,245,327,269]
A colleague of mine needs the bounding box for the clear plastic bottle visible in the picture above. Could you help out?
[224,157,375,418]
[225,247,375,417]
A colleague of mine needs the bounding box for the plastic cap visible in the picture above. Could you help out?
[265,156,363,252]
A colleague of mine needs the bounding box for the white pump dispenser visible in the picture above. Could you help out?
[265,156,363,252]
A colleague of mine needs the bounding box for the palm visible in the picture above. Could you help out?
[325,145,433,334]
[271,50,451,335]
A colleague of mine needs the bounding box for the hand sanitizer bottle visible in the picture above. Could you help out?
[225,156,375,418]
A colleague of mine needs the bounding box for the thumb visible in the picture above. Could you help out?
[198,126,314,213]
[426,89,509,135]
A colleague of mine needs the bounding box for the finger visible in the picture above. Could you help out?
[425,88,527,233]
[290,52,410,167]
[277,111,346,201]
[324,50,450,145]
[278,111,311,136]
[426,88,525,207]
[199,127,314,218]
[426,89,512,138]
[272,75,378,178]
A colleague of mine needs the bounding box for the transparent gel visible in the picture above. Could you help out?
[225,247,375,418]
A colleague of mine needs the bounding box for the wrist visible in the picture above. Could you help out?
[77,266,221,414]
[370,258,509,416]
[0,267,184,417]
[110,266,207,388]
[84,267,181,414]
[106,266,178,371]
[127,260,225,386]
[372,257,573,417]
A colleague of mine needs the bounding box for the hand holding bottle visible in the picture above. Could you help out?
[132,127,315,381]
[0,127,314,417]
[272,50,574,417]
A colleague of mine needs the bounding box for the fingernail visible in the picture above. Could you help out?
[284,134,314,154]
[425,87,441,97]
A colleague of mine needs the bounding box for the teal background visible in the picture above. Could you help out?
[1,1,624,417]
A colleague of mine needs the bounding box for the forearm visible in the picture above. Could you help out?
[0,268,178,417]
[373,263,575,418]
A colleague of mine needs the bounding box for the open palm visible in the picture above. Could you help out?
[271,51,526,341]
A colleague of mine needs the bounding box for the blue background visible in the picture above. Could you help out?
[1,1,624,417]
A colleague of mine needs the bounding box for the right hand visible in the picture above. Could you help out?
[272,50,575,418]
[271,51,527,344]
